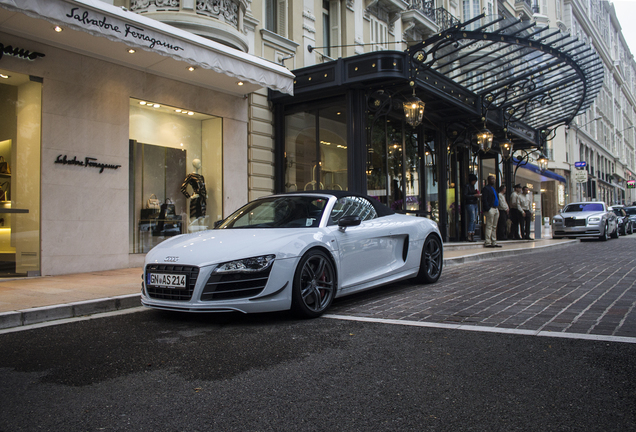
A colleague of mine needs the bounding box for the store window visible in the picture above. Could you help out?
[0,70,41,277]
[284,103,348,192]
[367,115,425,213]
[129,99,222,253]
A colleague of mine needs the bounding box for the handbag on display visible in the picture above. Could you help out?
[162,198,176,217]
[0,181,8,201]
[146,194,160,211]
[0,156,10,174]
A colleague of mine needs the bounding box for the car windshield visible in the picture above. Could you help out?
[563,203,604,213]
[625,207,636,215]
[611,209,626,217]
[217,196,328,229]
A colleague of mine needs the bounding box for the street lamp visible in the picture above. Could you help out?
[537,154,549,172]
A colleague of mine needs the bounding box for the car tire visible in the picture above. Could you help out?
[413,234,443,284]
[552,236,563,240]
[291,249,336,318]
[628,224,633,235]
[611,223,619,239]
[600,223,609,241]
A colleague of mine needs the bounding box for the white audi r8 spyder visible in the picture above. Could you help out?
[141,192,443,318]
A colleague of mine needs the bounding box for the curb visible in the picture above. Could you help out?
[444,240,577,266]
[0,294,141,330]
[0,240,578,330]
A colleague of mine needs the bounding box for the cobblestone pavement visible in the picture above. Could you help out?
[329,235,636,338]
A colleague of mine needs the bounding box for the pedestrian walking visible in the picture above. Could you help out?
[520,186,533,240]
[464,174,481,242]
[497,185,509,241]
[509,184,523,240]
[481,175,501,248]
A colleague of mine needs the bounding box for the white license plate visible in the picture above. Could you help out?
[147,273,186,289]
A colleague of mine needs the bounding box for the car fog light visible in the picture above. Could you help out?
[214,254,276,274]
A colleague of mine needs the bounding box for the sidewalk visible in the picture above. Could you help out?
[0,238,576,330]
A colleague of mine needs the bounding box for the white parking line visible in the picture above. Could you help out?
[323,314,636,344]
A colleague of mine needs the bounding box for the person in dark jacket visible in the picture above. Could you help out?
[481,175,501,248]
[464,174,481,242]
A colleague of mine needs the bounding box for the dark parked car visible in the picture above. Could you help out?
[623,206,636,229]
[609,206,633,236]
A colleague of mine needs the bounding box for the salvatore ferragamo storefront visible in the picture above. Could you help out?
[0,0,293,277]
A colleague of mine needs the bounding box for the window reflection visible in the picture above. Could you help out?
[284,103,347,192]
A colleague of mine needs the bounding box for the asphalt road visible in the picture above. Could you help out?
[1,308,635,431]
[1,238,635,431]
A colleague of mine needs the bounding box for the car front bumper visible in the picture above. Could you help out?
[552,224,603,237]
[140,257,299,314]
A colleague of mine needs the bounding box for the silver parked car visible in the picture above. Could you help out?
[552,202,619,241]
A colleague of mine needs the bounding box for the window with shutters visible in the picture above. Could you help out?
[322,1,341,58]
[265,0,287,38]
[370,16,388,52]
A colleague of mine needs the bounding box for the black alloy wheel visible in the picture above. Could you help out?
[291,249,336,318]
[414,234,443,284]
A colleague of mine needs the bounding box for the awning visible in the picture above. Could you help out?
[409,15,603,133]
[513,157,566,183]
[0,0,294,95]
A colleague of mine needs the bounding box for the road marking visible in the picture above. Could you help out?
[323,314,636,344]
[0,307,146,335]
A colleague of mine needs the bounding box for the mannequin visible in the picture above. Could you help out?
[180,159,207,220]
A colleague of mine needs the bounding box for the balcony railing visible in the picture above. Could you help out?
[407,1,460,31]
[130,0,239,29]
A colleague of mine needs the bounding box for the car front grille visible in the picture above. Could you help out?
[564,217,586,227]
[201,267,272,301]
[145,264,199,301]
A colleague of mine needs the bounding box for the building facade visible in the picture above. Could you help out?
[0,0,293,276]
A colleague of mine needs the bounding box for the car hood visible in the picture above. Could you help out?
[145,228,323,267]
[558,211,605,218]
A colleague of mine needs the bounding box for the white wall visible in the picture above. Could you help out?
[0,31,249,275]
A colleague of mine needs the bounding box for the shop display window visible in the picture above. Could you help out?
[284,103,348,192]
[129,99,222,253]
[0,70,41,277]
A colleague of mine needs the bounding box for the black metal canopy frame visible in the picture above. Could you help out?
[408,14,604,138]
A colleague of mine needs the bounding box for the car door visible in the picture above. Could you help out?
[328,196,403,291]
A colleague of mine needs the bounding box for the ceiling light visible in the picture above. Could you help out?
[0,74,10,79]
[54,26,63,33]
[187,112,194,115]
[237,81,244,86]
[139,101,147,105]
[128,49,136,54]
[153,104,160,108]
[175,109,182,113]
[188,66,196,72]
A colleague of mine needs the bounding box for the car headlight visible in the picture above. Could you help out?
[214,254,276,274]
[588,217,601,223]
[552,218,561,224]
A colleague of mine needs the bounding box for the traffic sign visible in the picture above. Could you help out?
[574,169,588,183]
[574,161,587,169]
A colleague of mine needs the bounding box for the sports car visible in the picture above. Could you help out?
[141,191,443,318]
[552,201,619,240]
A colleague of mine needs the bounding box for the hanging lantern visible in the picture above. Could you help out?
[403,88,425,128]
[500,138,513,160]
[538,154,549,172]
[476,128,493,152]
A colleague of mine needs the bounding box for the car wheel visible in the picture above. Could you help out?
[600,223,609,241]
[414,234,443,284]
[628,224,634,235]
[291,249,336,318]
[611,223,619,239]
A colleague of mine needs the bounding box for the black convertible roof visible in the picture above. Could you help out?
[274,190,396,217]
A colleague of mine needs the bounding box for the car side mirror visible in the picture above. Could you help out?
[338,215,362,231]
[213,219,224,228]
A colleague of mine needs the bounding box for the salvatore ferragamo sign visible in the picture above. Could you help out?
[55,155,121,174]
